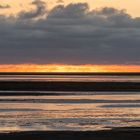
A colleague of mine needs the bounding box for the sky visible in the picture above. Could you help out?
[0,0,140,72]
[1,0,140,17]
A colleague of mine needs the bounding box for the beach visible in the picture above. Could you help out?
[0,73,139,139]
[0,127,140,140]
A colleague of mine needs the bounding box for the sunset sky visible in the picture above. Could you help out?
[0,0,140,72]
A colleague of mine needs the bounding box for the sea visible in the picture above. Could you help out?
[0,74,139,132]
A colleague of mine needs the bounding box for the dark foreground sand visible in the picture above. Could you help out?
[0,127,140,140]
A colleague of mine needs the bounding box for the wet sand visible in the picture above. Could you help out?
[0,81,140,92]
[0,127,140,140]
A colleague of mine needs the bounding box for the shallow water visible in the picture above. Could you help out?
[0,92,139,132]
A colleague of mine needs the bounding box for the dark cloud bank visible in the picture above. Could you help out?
[0,0,140,65]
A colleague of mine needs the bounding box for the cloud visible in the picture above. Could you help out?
[18,0,47,19]
[0,3,139,65]
[56,0,64,4]
[0,4,10,9]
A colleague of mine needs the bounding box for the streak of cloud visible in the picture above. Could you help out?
[18,0,47,19]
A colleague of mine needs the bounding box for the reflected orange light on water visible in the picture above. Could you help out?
[0,64,139,72]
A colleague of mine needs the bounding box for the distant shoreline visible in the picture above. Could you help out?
[0,127,139,140]
[0,72,140,76]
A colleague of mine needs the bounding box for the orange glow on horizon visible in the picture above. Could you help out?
[0,64,139,72]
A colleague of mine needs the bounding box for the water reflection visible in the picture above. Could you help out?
[0,75,140,82]
[0,93,139,132]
